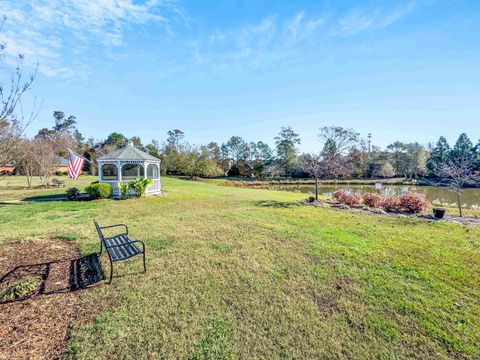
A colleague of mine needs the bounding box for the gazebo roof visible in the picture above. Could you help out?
[98,144,160,162]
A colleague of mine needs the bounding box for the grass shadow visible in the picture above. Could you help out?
[22,194,69,202]
[253,200,299,209]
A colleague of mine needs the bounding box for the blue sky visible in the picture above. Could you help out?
[1,0,480,151]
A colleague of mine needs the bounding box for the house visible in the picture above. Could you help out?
[0,164,16,175]
[55,156,69,173]
[0,156,69,176]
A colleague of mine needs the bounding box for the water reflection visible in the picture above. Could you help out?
[269,184,480,210]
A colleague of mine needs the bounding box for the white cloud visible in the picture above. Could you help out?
[0,0,184,77]
[0,2,419,79]
[193,12,327,73]
[335,1,416,37]
[190,2,415,74]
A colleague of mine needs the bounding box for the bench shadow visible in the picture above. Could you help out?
[253,200,299,208]
[0,253,104,304]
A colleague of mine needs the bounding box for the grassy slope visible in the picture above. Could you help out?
[0,177,479,359]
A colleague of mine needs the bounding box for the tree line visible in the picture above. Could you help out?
[5,108,480,184]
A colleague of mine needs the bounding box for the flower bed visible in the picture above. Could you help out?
[332,188,428,214]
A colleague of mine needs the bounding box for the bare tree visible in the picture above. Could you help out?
[435,155,480,217]
[318,126,360,157]
[33,139,58,186]
[0,16,38,165]
[15,139,37,188]
[314,127,360,181]
[299,153,323,202]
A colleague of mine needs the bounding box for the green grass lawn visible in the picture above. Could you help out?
[0,175,95,202]
[1,176,479,359]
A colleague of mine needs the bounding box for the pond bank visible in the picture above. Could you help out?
[214,177,480,189]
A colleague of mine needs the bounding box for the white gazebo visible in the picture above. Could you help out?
[97,143,161,197]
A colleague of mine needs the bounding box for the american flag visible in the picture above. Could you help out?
[68,149,85,180]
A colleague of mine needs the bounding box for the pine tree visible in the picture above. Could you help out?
[427,136,450,175]
[275,127,301,177]
[450,133,476,163]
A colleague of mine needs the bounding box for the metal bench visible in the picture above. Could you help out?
[94,220,146,284]
[51,178,65,187]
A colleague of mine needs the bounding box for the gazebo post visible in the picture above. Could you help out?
[117,161,122,182]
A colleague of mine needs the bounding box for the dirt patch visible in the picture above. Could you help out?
[0,238,104,360]
[438,215,480,226]
[313,275,358,315]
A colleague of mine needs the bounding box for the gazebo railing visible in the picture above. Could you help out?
[147,179,161,192]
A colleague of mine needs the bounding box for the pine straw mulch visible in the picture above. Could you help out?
[0,238,104,360]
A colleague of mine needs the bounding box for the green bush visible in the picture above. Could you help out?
[55,171,64,176]
[85,183,112,199]
[0,276,42,302]
[66,187,81,201]
[129,178,152,197]
[118,181,130,199]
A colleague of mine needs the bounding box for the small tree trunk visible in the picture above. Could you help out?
[457,191,463,217]
[26,172,32,188]
[315,177,319,202]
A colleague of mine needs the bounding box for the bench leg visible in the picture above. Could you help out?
[143,250,146,273]
[109,259,113,284]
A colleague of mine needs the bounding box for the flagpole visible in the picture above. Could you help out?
[67,148,94,165]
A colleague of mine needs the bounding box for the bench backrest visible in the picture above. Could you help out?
[93,220,104,241]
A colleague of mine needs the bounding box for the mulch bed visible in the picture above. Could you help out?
[305,200,480,226]
[0,239,104,359]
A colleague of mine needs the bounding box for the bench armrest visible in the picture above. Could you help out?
[100,224,128,235]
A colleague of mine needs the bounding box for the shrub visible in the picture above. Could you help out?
[398,192,428,214]
[332,189,349,203]
[332,189,361,207]
[55,171,64,176]
[128,178,152,197]
[66,187,81,201]
[118,182,130,199]
[342,193,362,207]
[363,193,381,208]
[85,183,112,199]
[381,196,401,213]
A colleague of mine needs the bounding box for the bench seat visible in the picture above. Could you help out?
[104,234,144,261]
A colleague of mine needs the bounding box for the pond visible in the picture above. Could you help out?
[268,184,480,210]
